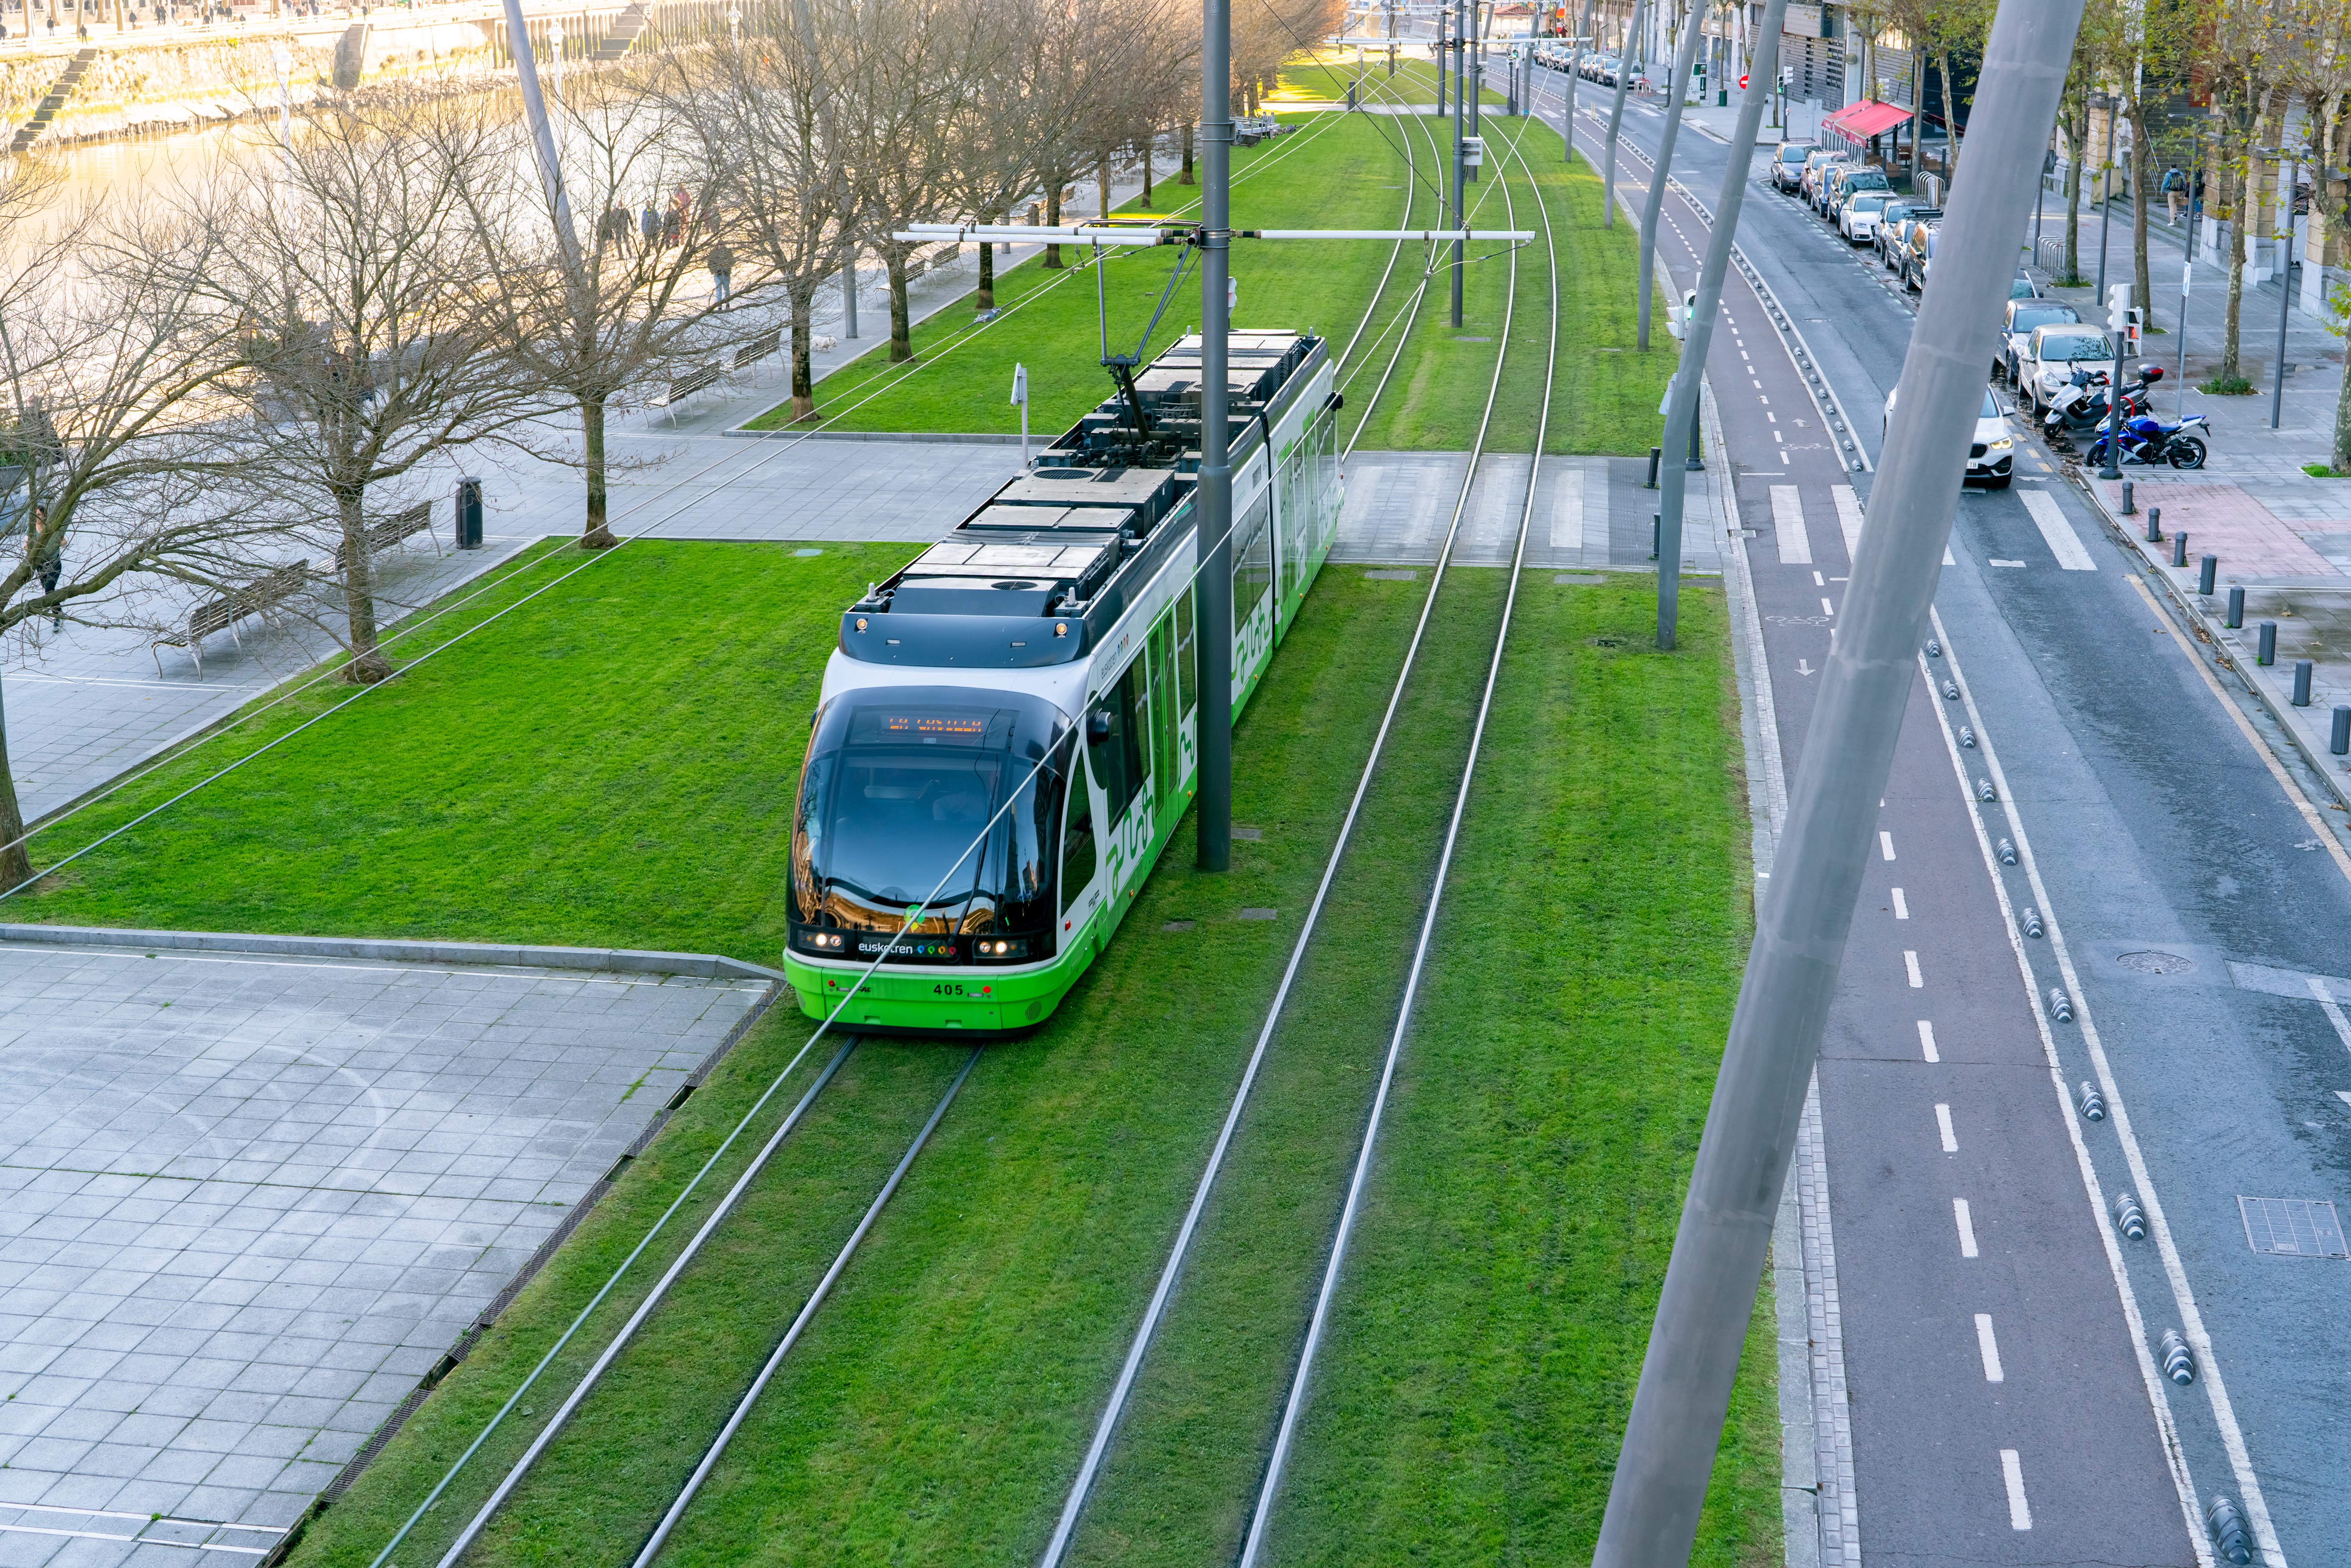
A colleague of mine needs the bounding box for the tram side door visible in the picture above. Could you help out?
[1086,661,1149,914]
[1148,613,1179,834]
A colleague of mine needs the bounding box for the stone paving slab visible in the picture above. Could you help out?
[0,939,766,1566]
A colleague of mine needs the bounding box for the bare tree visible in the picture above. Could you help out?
[2282,0,2351,465]
[452,62,730,548]
[0,177,287,885]
[667,2,855,422]
[183,90,554,684]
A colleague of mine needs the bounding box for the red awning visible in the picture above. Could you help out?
[1823,100,1914,142]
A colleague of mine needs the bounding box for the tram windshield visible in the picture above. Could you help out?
[790,687,1071,956]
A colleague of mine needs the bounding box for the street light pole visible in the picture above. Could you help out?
[1593,4,2087,1562]
[1452,0,1467,326]
[2273,155,2296,432]
[1636,0,1706,351]
[1602,0,1646,228]
[2092,92,2116,304]
[501,0,579,276]
[1196,0,1234,873]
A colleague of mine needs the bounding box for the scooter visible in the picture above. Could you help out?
[2042,364,2159,446]
[2085,410,2210,471]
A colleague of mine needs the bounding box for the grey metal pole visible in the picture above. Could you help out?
[1653,0,1784,652]
[1594,4,2085,1563]
[2093,97,2115,305]
[1435,5,1446,117]
[2178,257,2191,421]
[1564,1,1594,163]
[843,258,860,339]
[1603,0,1645,228]
[1468,0,1482,141]
[1197,0,1233,874]
[2273,163,2294,431]
[1637,0,1705,350]
[502,0,579,276]
[1452,0,1467,326]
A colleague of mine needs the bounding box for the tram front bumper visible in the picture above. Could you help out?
[783,954,1077,1036]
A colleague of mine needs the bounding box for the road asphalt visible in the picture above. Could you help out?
[1541,65,2351,1568]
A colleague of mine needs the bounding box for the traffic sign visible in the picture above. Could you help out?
[1738,73,1748,89]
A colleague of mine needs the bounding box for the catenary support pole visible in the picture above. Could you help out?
[1468,0,1481,141]
[502,0,579,275]
[1594,5,2085,1564]
[1562,0,1593,164]
[1436,5,1446,118]
[1197,0,1233,874]
[2273,160,2295,432]
[1602,0,1645,228]
[1452,0,1468,326]
[1652,0,1784,651]
[2093,98,2116,306]
[1637,0,1706,350]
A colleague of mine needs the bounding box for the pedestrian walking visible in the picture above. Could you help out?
[26,505,60,630]
[2161,165,2186,225]
[706,240,734,308]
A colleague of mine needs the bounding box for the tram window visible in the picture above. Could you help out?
[1150,615,1178,798]
[1059,762,1097,914]
[1087,661,1148,819]
[1174,590,1195,715]
[1235,491,1273,626]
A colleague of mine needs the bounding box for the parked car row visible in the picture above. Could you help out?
[1529,39,1628,87]
[1773,141,1961,292]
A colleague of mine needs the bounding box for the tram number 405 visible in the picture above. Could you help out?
[933,982,970,997]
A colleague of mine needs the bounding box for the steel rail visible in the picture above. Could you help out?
[423,1038,859,1568]
[1235,112,1558,1567]
[1035,106,1547,1568]
[628,1047,985,1567]
[1339,107,1456,455]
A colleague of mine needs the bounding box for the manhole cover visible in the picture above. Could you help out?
[2116,950,2195,975]
[1238,908,1278,921]
[1589,635,1628,648]
[1161,920,1195,933]
[1364,569,1417,581]
[2239,1197,2348,1258]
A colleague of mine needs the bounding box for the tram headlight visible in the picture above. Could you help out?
[974,938,1031,961]
[799,930,847,953]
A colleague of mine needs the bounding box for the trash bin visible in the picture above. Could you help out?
[453,476,483,550]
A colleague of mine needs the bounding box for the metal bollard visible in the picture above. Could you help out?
[2333,706,2350,756]
[1646,446,1661,489]
[2172,531,2189,568]
[2198,554,2217,596]
[2120,479,2135,515]
[2294,659,2314,707]
[2145,504,2162,544]
[2257,622,2277,666]
[2225,586,2244,628]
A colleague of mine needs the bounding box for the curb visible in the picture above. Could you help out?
[0,924,784,982]
[2076,483,2351,814]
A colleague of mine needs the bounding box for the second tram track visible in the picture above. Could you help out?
[1041,94,1565,1568]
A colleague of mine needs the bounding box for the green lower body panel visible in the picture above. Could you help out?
[784,931,1096,1036]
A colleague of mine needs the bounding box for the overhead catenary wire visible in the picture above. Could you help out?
[379,89,1436,1567]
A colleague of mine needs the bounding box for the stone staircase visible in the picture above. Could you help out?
[592,2,647,61]
[11,47,98,154]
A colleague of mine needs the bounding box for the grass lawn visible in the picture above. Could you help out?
[9,540,909,961]
[746,76,1671,456]
[1279,55,1507,108]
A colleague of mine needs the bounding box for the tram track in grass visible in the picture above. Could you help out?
[1034,113,1564,1568]
[277,68,1476,1568]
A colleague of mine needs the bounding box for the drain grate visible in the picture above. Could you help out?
[2238,1197,2349,1259]
[1363,569,1417,581]
[1238,908,1278,921]
[2116,950,2195,975]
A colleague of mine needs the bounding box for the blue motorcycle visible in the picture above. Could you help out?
[2085,410,2209,471]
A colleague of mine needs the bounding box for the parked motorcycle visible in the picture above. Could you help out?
[2085,410,2211,471]
[2042,364,2160,445]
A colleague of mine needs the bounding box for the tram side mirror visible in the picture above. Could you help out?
[1088,709,1114,743]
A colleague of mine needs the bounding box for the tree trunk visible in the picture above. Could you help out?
[789,285,817,420]
[2062,137,2083,284]
[1181,123,1195,185]
[0,681,32,890]
[2221,161,2246,382]
[2335,329,2351,470]
[977,234,995,313]
[886,246,913,364]
[1141,136,1152,205]
[1908,53,1922,178]
[1097,155,1111,221]
[1043,185,1064,269]
[2128,99,2154,332]
[1939,51,1957,164]
[581,394,617,548]
[339,489,391,684]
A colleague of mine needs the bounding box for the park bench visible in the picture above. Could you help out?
[658,361,725,424]
[151,558,310,679]
[731,331,781,371]
[334,501,438,575]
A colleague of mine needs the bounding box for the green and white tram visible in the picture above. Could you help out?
[784,330,1343,1032]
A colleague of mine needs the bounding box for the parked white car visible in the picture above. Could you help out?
[2021,325,2117,416]
[1839,192,1890,244]
[1883,383,2016,489]
[1996,300,2082,383]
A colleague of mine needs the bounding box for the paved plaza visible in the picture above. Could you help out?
[0,935,769,1564]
